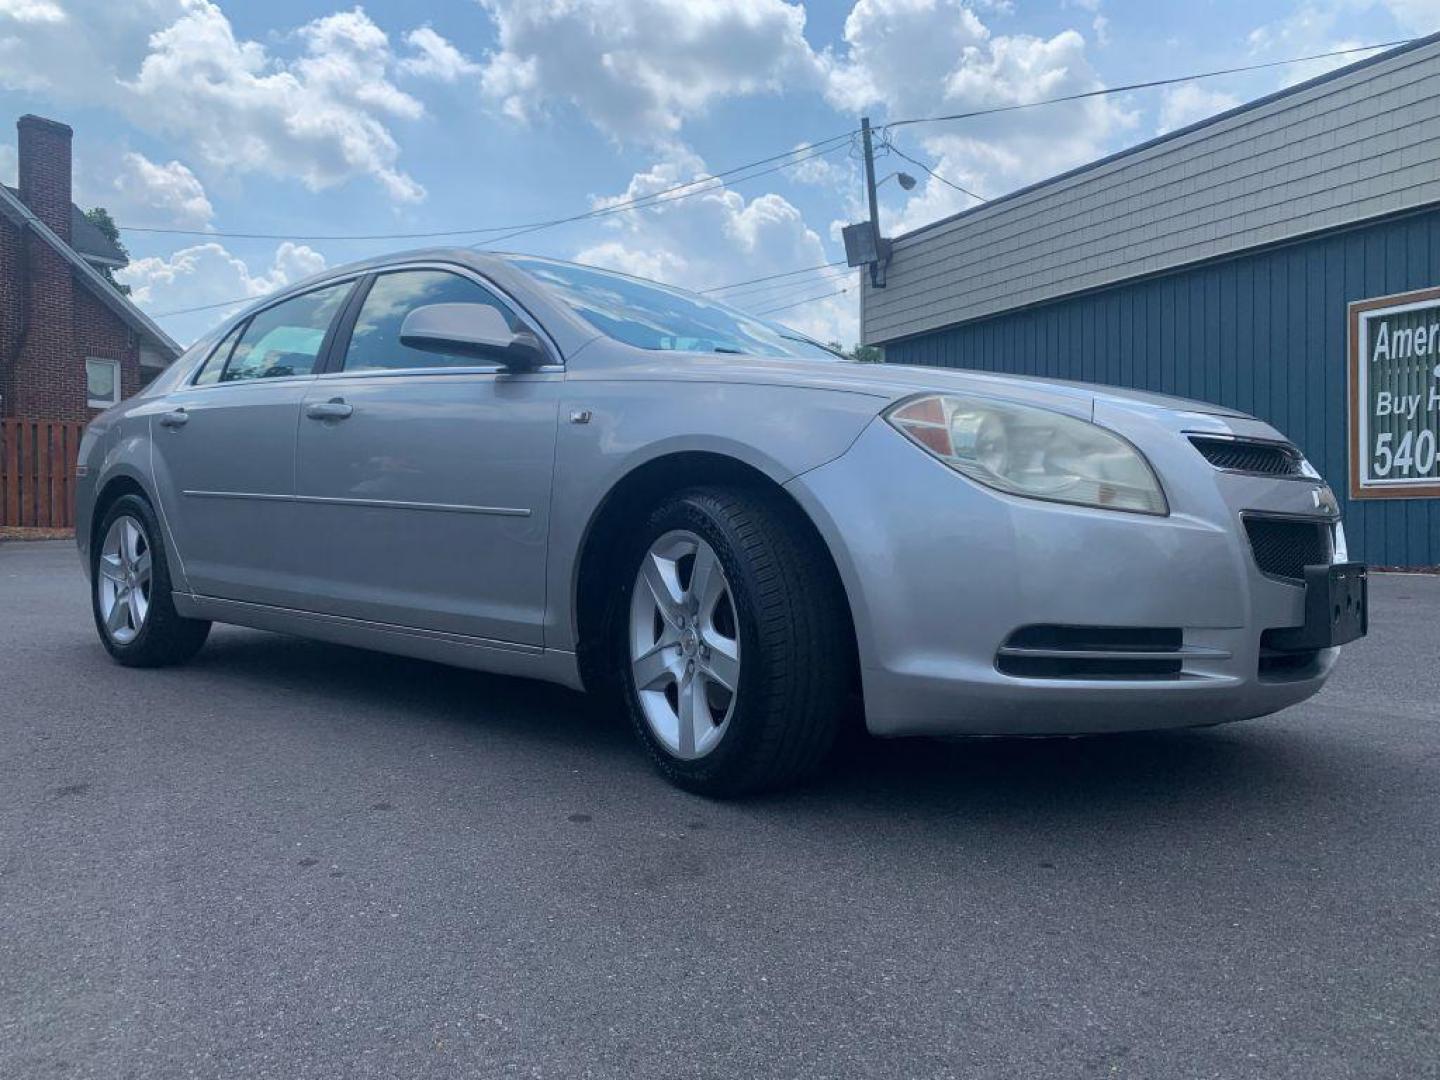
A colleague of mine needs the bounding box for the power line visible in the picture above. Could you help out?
[744,40,1416,316]
[145,147,856,319]
[724,269,852,305]
[124,38,1419,246]
[151,294,263,318]
[156,273,850,324]
[150,254,851,320]
[711,266,851,302]
[752,287,850,318]
[702,259,848,294]
[125,223,504,242]
[885,38,1414,131]
[882,141,987,202]
[140,37,1420,321]
[471,140,850,250]
[121,132,855,243]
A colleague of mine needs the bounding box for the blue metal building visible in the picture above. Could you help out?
[862,36,1440,568]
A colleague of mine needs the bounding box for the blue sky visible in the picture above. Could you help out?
[0,0,1434,346]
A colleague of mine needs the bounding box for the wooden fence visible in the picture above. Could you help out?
[0,418,87,529]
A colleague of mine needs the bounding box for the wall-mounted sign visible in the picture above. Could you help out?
[1348,287,1440,499]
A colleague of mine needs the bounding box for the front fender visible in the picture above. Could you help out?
[545,380,886,650]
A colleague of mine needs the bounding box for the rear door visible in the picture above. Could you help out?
[290,265,562,646]
[149,280,356,606]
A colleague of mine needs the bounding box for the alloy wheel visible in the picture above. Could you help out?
[97,515,152,645]
[629,530,741,760]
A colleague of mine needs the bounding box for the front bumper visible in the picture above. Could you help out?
[785,413,1348,737]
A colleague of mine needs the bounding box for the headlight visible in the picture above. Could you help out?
[885,393,1168,515]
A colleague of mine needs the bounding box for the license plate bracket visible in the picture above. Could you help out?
[1266,562,1368,652]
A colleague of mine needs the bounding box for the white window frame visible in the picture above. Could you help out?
[86,357,120,409]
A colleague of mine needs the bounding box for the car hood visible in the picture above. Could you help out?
[649,353,1253,422]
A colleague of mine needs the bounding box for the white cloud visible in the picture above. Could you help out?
[1246,1,1432,86]
[1247,7,1365,83]
[1157,83,1242,134]
[120,240,327,340]
[401,26,479,82]
[1374,0,1440,33]
[822,0,1134,233]
[0,1,428,202]
[125,4,425,202]
[2,139,213,232]
[0,0,186,98]
[107,152,214,229]
[788,143,852,187]
[0,0,65,22]
[572,149,857,346]
[880,146,989,235]
[824,0,989,119]
[476,0,824,139]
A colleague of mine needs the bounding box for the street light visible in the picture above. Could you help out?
[843,172,916,285]
[877,171,917,192]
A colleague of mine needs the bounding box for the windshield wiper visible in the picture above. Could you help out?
[779,333,845,359]
[712,346,746,354]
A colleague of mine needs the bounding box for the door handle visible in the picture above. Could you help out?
[159,408,189,429]
[305,399,353,421]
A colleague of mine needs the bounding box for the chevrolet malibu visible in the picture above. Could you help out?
[76,250,1367,794]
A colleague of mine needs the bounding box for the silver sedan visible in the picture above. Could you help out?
[76,250,1367,794]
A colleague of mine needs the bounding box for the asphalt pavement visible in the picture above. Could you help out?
[1,539,1437,1079]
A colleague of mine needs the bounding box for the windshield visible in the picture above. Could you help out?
[507,256,844,361]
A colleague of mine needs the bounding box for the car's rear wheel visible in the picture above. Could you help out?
[619,487,850,796]
[92,494,210,667]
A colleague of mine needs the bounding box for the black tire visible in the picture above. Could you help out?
[616,486,852,796]
[91,493,210,668]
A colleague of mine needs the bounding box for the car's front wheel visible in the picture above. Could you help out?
[92,494,210,667]
[620,487,851,796]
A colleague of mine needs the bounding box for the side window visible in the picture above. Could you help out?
[342,270,528,372]
[192,321,244,386]
[219,282,351,382]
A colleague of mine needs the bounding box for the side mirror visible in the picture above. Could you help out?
[398,303,547,368]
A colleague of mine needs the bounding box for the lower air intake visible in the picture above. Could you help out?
[996,625,1184,680]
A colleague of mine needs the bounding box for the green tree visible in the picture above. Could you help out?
[828,340,884,363]
[82,207,131,296]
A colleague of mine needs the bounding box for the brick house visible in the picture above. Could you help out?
[0,114,180,424]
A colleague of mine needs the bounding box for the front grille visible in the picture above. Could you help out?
[996,625,1184,680]
[1243,515,1332,581]
[1190,436,1305,476]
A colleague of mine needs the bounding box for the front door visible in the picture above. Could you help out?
[291,267,561,646]
[149,280,355,605]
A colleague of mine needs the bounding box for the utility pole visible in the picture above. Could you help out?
[841,116,893,288]
[860,116,889,288]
